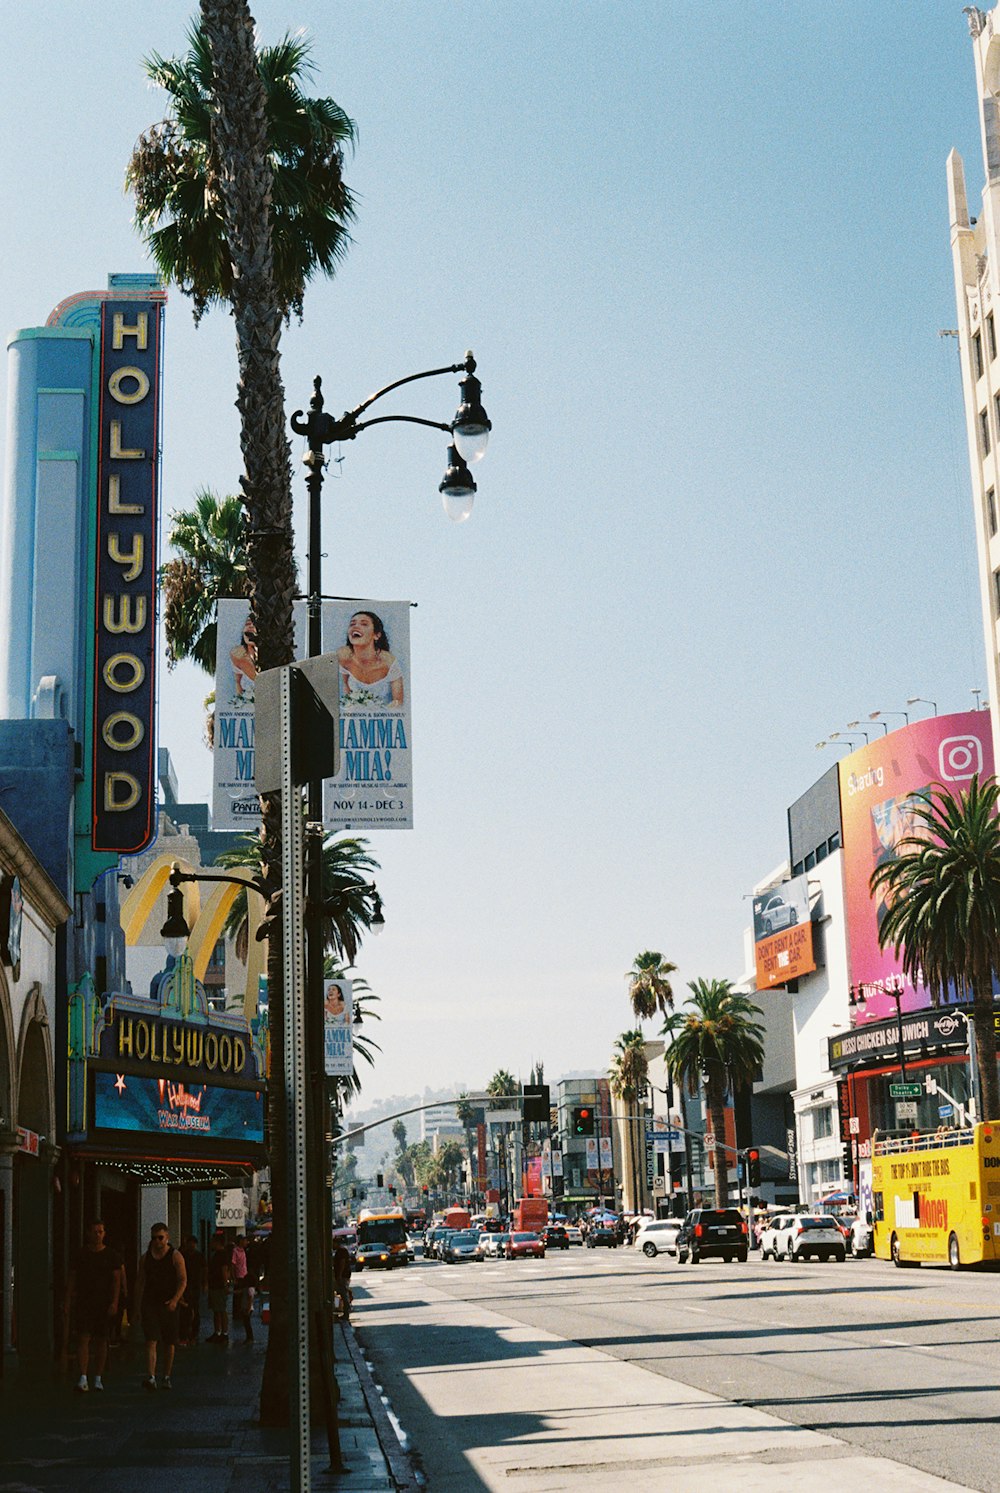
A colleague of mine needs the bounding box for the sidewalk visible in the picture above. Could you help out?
[0,1315,414,1492]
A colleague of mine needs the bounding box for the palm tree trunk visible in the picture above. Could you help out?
[706,1071,729,1208]
[199,0,298,1428]
[972,976,1000,1122]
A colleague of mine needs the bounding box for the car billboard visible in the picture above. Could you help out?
[752,873,815,989]
[838,710,994,1021]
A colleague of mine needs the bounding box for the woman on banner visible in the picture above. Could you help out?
[337,611,403,708]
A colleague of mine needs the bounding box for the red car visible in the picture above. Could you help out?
[506,1231,546,1259]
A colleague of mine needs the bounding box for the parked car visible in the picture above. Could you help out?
[543,1225,570,1250]
[676,1208,748,1264]
[783,1214,846,1262]
[482,1231,510,1259]
[441,1229,482,1263]
[565,1225,583,1246]
[355,1241,394,1270]
[586,1225,618,1248]
[506,1231,546,1259]
[635,1218,683,1258]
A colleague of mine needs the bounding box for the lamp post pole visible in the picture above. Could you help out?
[286,351,490,1423]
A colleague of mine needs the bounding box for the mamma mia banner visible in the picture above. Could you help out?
[323,600,413,831]
[212,598,413,832]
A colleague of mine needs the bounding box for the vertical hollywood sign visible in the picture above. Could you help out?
[92,299,163,852]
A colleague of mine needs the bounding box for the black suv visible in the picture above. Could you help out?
[676,1208,748,1264]
[542,1225,569,1250]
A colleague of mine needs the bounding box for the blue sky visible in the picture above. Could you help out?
[0,3,991,1106]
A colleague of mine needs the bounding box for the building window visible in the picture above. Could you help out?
[994,569,1000,614]
[812,1106,833,1140]
[815,841,828,864]
[828,831,840,853]
[804,851,816,871]
[989,488,998,537]
[982,408,992,457]
[989,312,997,360]
[975,331,985,379]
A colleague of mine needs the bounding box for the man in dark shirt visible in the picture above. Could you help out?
[64,1219,124,1392]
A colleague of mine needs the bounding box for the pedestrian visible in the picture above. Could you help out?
[206,1231,232,1343]
[333,1245,353,1320]
[63,1219,124,1393]
[134,1222,186,1391]
[231,1234,254,1343]
[179,1235,205,1346]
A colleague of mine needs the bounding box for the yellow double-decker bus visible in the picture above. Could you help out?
[872,1123,1000,1269]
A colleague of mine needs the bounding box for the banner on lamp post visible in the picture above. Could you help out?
[323,978,354,1077]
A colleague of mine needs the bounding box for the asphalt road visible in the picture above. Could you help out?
[351,1243,1000,1489]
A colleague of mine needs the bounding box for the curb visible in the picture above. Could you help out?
[337,1318,421,1491]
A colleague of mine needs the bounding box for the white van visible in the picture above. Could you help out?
[635,1217,683,1258]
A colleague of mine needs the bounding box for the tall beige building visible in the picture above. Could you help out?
[949,7,1000,749]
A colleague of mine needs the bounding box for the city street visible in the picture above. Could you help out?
[352,1247,1000,1490]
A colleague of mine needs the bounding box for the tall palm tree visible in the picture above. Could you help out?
[661,979,765,1208]
[455,1093,481,1205]
[126,23,356,322]
[487,1070,519,1209]
[128,5,357,1424]
[161,489,250,672]
[609,1030,649,1213]
[626,950,677,1023]
[871,774,1000,1123]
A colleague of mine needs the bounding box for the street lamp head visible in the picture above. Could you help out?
[369,889,385,937]
[439,444,477,522]
[451,354,491,464]
[160,886,190,959]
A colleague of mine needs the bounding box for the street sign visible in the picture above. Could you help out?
[889,1082,922,1099]
[848,1116,860,1136]
[938,1103,954,1118]
[895,1101,917,1124]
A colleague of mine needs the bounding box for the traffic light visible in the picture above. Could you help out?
[572,1106,595,1136]
[422,1185,429,1197]
[746,1148,761,1188]
[388,1185,396,1197]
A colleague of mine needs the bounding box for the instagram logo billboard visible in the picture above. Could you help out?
[838,711,994,1021]
[938,735,983,781]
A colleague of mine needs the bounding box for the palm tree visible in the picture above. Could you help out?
[126,23,356,322]
[661,980,765,1208]
[626,950,677,1023]
[487,1070,519,1210]
[128,6,357,1425]
[609,1030,649,1213]
[871,774,1000,1123]
[455,1093,481,1206]
[161,489,250,671]
[214,831,379,965]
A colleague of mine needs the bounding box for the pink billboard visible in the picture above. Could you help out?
[839,710,994,1021]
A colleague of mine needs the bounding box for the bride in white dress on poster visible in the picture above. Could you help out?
[337,610,404,708]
